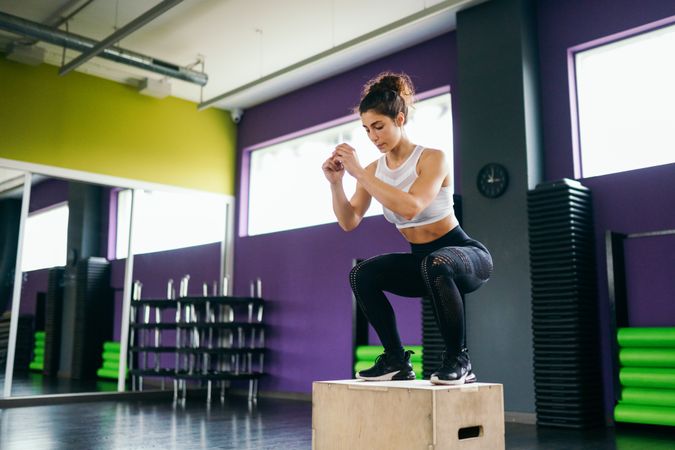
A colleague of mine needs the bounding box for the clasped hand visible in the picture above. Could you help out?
[335,143,362,175]
[322,143,363,183]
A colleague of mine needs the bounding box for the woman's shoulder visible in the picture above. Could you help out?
[419,146,444,155]
[419,147,447,164]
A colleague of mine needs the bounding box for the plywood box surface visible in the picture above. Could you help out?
[312,380,504,450]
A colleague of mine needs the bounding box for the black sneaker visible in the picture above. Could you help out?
[430,349,476,385]
[356,350,416,381]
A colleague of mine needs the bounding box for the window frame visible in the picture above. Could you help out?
[567,15,675,179]
[240,85,452,237]
[113,188,228,259]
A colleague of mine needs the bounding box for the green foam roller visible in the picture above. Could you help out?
[34,331,45,339]
[355,345,423,360]
[33,347,45,356]
[618,328,675,348]
[103,342,121,352]
[620,348,675,368]
[620,368,675,389]
[615,403,675,427]
[356,354,422,364]
[97,368,129,379]
[621,387,675,407]
[31,356,44,364]
[102,351,121,362]
[354,360,372,373]
[103,361,119,370]
[29,361,44,371]
[97,368,120,380]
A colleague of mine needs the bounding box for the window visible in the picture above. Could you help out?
[573,21,675,177]
[115,190,227,258]
[246,91,453,236]
[21,204,69,272]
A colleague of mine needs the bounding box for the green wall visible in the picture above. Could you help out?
[0,57,236,195]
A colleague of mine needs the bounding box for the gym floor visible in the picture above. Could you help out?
[1,396,674,449]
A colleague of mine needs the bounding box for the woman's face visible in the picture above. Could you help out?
[361,110,404,153]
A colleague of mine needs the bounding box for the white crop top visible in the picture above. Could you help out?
[374,145,454,229]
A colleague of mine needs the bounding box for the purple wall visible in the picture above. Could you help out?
[234,33,458,394]
[18,269,49,316]
[29,179,68,213]
[537,0,675,180]
[536,0,675,417]
[234,0,675,406]
[110,242,223,342]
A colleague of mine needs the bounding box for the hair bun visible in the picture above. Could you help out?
[364,72,415,107]
[356,71,416,122]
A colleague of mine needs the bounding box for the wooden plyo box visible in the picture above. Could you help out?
[312,380,504,450]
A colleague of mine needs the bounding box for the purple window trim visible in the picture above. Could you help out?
[566,14,675,179]
[239,85,451,237]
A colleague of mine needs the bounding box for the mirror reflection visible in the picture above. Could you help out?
[3,172,230,398]
[125,189,228,393]
[0,167,26,398]
[11,176,121,396]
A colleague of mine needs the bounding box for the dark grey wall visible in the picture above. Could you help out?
[456,0,543,413]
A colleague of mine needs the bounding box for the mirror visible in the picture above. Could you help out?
[1,170,232,399]
[0,167,28,398]
[10,176,122,396]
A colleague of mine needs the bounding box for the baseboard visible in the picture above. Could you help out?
[504,411,537,424]
[0,389,175,409]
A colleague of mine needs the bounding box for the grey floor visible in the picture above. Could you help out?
[1,395,675,449]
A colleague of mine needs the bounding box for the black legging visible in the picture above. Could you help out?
[349,225,493,358]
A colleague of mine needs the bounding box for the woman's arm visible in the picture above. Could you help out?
[322,156,373,231]
[335,145,449,220]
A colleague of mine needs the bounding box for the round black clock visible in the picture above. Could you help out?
[476,163,509,198]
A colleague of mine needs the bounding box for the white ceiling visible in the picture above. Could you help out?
[0,0,484,111]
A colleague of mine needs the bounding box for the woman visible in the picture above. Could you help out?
[321,72,493,385]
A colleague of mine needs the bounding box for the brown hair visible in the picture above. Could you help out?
[356,72,415,124]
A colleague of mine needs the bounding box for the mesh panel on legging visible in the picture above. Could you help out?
[349,257,404,356]
[420,250,470,357]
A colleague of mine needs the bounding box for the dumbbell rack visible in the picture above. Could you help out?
[128,281,265,403]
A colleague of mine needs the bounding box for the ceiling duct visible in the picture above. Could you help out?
[0,11,207,86]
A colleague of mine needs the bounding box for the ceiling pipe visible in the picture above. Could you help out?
[0,10,207,86]
[59,0,184,77]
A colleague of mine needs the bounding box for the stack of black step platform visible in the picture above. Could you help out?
[0,314,34,372]
[13,316,34,372]
[0,312,9,370]
[43,267,65,376]
[70,257,112,380]
[528,178,604,428]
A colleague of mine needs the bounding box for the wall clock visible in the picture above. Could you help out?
[476,163,509,198]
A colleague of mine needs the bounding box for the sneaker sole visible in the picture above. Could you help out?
[356,370,416,381]
[429,372,477,385]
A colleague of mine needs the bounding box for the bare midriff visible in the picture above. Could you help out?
[398,214,460,244]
